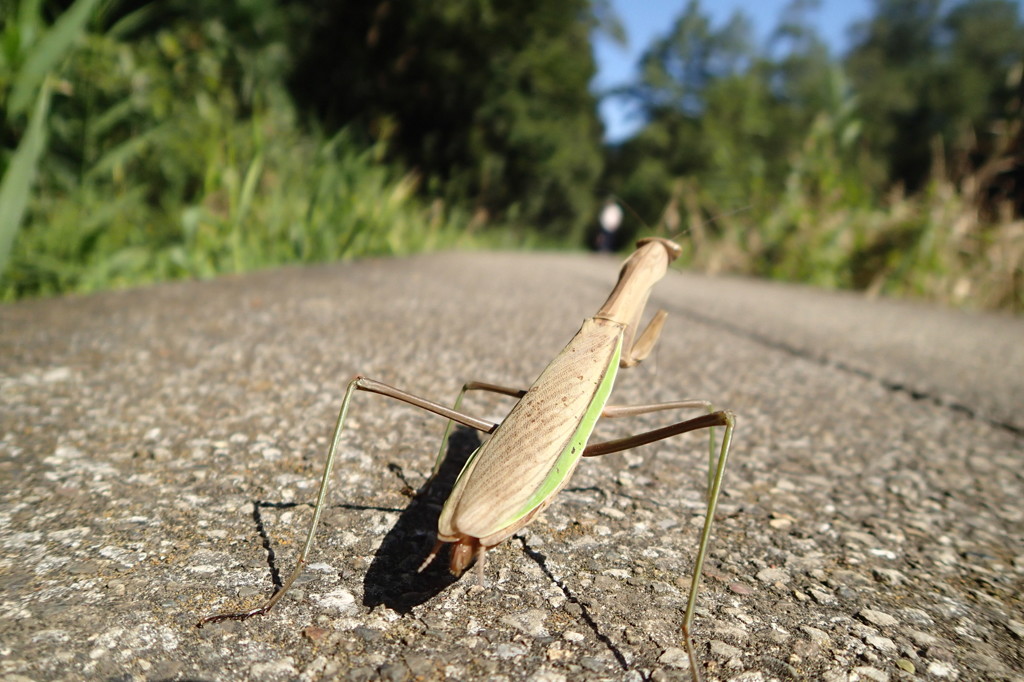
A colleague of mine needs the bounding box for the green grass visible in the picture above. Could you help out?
[2,112,476,299]
[651,108,1023,313]
[0,6,478,300]
[1,1,1020,312]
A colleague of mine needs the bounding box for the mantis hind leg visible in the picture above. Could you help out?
[196,376,497,627]
[583,403,735,682]
[599,399,722,497]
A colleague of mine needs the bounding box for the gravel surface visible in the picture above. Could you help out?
[2,250,1022,681]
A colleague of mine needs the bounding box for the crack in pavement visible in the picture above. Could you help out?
[515,534,630,672]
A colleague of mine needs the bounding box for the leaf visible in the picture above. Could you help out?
[8,0,104,118]
[0,80,51,277]
[236,154,264,224]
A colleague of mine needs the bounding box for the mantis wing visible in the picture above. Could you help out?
[438,317,624,546]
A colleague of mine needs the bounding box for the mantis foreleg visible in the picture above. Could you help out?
[621,309,669,366]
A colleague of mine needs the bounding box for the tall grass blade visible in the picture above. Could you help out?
[8,0,103,117]
[0,82,51,277]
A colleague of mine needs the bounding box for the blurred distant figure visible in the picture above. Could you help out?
[596,198,622,252]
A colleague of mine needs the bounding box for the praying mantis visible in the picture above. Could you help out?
[198,237,736,680]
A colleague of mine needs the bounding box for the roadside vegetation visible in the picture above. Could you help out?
[2,0,1021,310]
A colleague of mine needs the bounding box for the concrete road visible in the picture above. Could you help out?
[2,250,1022,681]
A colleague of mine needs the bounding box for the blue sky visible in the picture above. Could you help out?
[593,0,873,141]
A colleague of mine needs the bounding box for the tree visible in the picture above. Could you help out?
[845,0,1024,193]
[602,0,843,231]
[287,0,604,240]
[601,1,754,226]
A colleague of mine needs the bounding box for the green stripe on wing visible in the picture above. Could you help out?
[500,332,623,528]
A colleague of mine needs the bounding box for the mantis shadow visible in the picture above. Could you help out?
[361,425,482,613]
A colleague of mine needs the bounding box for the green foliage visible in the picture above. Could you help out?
[605,0,1023,311]
[605,0,848,235]
[0,82,51,279]
[3,0,105,118]
[0,5,470,299]
[644,93,1023,311]
[0,0,104,278]
[1,0,1021,312]
[845,0,1024,192]
[287,0,605,242]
